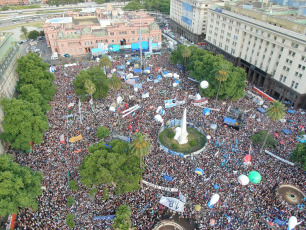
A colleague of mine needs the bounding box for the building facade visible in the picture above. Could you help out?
[205,8,306,109]
[0,0,29,6]
[43,9,162,57]
[0,33,23,154]
[169,0,223,43]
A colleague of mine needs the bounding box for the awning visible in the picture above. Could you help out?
[257,108,266,113]
[287,109,295,114]
[282,129,292,135]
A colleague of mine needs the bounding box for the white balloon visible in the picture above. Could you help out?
[238,175,250,185]
[209,194,220,205]
[116,96,123,105]
[200,80,209,89]
[134,88,138,92]
[195,93,201,100]
[206,135,211,140]
[288,216,298,230]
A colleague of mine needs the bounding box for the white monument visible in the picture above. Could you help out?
[174,108,188,145]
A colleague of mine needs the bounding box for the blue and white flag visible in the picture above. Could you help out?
[178,191,186,203]
[163,174,173,181]
[93,215,116,221]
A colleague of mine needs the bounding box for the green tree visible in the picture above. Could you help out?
[69,180,78,191]
[84,79,96,102]
[96,126,110,139]
[39,30,45,36]
[66,213,75,228]
[73,66,109,100]
[79,140,141,194]
[21,26,28,39]
[112,205,132,230]
[27,30,40,40]
[99,55,112,74]
[259,101,286,153]
[251,131,277,149]
[0,98,48,151]
[181,45,191,73]
[108,73,122,94]
[123,1,142,11]
[130,132,151,187]
[66,196,75,206]
[290,143,306,170]
[215,62,230,105]
[0,154,43,217]
[18,84,50,113]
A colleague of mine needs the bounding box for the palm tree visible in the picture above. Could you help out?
[99,55,112,75]
[21,26,28,39]
[108,73,122,94]
[259,100,286,153]
[181,46,191,74]
[85,79,96,110]
[215,63,229,106]
[130,132,151,188]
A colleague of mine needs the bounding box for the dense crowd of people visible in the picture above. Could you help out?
[11,53,305,229]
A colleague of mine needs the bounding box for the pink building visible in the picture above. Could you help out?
[43,8,162,57]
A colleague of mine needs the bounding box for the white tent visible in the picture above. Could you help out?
[156,106,162,113]
[173,73,180,79]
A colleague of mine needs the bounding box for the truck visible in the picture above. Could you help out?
[51,52,58,60]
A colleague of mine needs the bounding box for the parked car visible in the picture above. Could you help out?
[63,54,70,57]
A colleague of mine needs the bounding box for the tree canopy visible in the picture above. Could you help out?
[290,143,306,171]
[123,1,142,11]
[112,205,132,230]
[73,66,109,100]
[250,131,277,149]
[0,154,43,217]
[96,126,110,139]
[79,139,141,195]
[143,0,170,15]
[27,30,40,40]
[170,45,247,101]
[0,98,49,151]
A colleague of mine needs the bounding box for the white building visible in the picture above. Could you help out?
[170,0,224,43]
[205,8,306,109]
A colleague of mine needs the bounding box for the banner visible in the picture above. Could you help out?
[159,196,185,212]
[69,134,83,143]
[60,134,65,144]
[178,191,186,203]
[93,215,116,221]
[165,99,177,108]
[265,150,295,166]
[273,218,286,226]
[142,180,178,192]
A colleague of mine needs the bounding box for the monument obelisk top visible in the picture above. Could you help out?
[178,108,188,145]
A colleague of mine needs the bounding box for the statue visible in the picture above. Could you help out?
[174,108,188,145]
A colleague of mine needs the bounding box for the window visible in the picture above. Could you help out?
[110,32,114,36]
[295,72,299,76]
[291,81,295,88]
[295,83,298,89]
[299,73,302,78]
[283,77,286,82]
[280,75,283,81]
[298,64,302,68]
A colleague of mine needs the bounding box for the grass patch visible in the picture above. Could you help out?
[159,127,206,154]
[37,10,65,14]
[0,21,43,32]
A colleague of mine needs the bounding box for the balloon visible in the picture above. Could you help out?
[195,204,201,211]
[238,174,249,185]
[244,154,251,163]
[134,88,138,92]
[288,216,298,230]
[208,194,220,208]
[206,135,211,140]
[116,96,123,105]
[248,171,261,184]
[203,108,211,115]
[200,80,209,89]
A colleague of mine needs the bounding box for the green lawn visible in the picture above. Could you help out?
[159,127,206,154]
[0,21,43,32]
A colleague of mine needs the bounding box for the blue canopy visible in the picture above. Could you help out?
[257,108,266,113]
[131,42,139,50]
[157,75,162,79]
[117,65,125,70]
[288,109,295,114]
[174,80,180,84]
[164,71,169,74]
[224,117,236,126]
[282,129,292,134]
[177,64,184,70]
[145,67,150,70]
[134,69,142,73]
